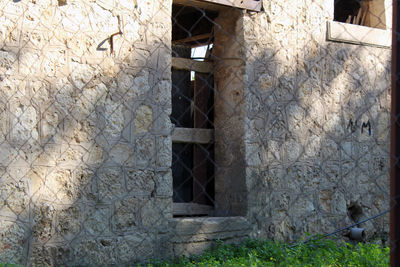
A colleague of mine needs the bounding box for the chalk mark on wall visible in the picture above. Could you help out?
[347,119,372,135]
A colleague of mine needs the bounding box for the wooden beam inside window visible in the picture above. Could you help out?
[172,127,214,144]
[173,0,262,11]
[173,33,212,45]
[172,57,213,73]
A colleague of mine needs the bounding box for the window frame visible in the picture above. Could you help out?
[171,0,252,217]
[327,20,391,48]
[327,0,392,48]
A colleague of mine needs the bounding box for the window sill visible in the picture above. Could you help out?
[327,21,391,48]
[172,216,250,234]
[173,202,214,216]
[171,216,251,255]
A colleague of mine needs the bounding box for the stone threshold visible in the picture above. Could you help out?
[170,216,251,256]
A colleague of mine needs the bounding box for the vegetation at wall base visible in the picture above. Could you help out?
[145,238,389,267]
[0,238,388,266]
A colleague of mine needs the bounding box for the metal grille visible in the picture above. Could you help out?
[0,0,396,265]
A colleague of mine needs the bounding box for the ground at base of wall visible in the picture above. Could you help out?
[139,238,389,266]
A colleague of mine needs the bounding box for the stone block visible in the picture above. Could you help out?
[171,217,250,257]
[56,205,82,241]
[41,169,75,203]
[30,244,72,267]
[0,178,30,219]
[71,238,118,266]
[0,50,17,75]
[57,145,84,167]
[102,97,125,139]
[134,135,156,167]
[73,167,97,202]
[125,169,155,196]
[155,170,173,197]
[32,202,56,243]
[83,204,111,236]
[172,217,251,236]
[10,104,39,144]
[97,167,124,202]
[107,143,135,166]
[82,144,105,167]
[117,233,155,263]
[134,105,153,134]
[140,197,171,229]
[112,196,141,233]
[117,72,151,101]
[0,220,28,264]
[156,136,172,168]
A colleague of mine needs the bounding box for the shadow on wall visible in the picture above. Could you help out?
[0,0,174,265]
[244,17,390,242]
[0,0,391,265]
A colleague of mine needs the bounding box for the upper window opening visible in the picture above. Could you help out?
[192,44,213,61]
[334,0,387,29]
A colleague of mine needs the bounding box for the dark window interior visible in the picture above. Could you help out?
[171,4,216,211]
[172,5,218,46]
[334,0,378,28]
[334,0,361,23]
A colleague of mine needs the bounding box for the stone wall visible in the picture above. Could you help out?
[0,0,174,265]
[0,0,391,265]
[244,0,390,241]
[213,8,247,216]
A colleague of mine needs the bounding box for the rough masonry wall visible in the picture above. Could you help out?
[0,0,392,264]
[0,0,173,265]
[244,0,390,241]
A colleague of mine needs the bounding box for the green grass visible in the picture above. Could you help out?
[0,238,389,266]
[145,238,389,267]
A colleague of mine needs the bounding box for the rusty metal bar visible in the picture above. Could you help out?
[391,0,400,265]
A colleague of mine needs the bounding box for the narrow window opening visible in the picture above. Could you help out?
[171,2,246,217]
[171,4,217,217]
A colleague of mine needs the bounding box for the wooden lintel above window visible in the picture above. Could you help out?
[173,0,262,12]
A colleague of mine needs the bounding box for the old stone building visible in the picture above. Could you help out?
[0,0,391,265]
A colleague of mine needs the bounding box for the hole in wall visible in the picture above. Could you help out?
[58,0,67,6]
[347,203,363,222]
